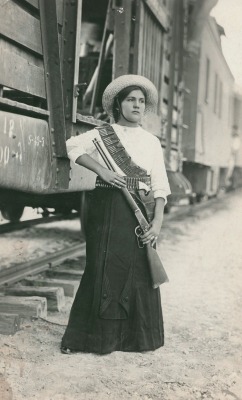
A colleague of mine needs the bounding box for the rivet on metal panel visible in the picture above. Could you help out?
[68,58,73,63]
[53,153,56,157]
[51,128,55,133]
[55,180,59,185]
[52,142,56,146]
[46,72,49,77]
[12,152,16,158]
[56,168,60,173]
[69,177,72,181]
[65,114,70,119]
[12,135,16,139]
[69,167,72,170]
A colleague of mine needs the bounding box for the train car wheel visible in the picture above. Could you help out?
[1,205,25,222]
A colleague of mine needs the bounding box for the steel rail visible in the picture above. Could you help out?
[0,242,86,286]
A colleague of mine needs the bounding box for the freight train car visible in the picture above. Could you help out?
[228,89,242,190]
[0,0,192,222]
[0,0,80,221]
[181,0,240,200]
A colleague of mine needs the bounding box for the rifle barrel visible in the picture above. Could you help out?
[93,139,115,171]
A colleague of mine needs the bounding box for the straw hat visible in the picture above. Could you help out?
[102,74,158,118]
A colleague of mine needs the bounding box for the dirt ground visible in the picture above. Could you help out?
[0,216,82,271]
[0,191,242,400]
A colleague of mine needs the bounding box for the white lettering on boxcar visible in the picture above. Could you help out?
[0,146,10,166]
[9,119,14,138]
[28,134,45,147]
[17,142,23,162]
[3,116,15,138]
[3,116,7,135]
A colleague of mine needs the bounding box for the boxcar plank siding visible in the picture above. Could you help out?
[113,0,132,78]
[22,0,64,25]
[0,0,43,54]
[0,40,46,98]
[139,3,164,91]
[56,0,64,26]
[23,0,39,9]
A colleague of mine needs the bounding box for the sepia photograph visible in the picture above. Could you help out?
[0,0,241,399]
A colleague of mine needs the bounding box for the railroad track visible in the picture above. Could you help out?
[0,212,79,234]
[0,193,232,288]
[0,241,86,334]
[0,242,86,287]
[0,194,230,287]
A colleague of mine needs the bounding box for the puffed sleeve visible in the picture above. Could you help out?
[150,138,171,203]
[66,128,99,164]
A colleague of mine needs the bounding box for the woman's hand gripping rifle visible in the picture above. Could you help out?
[93,138,169,288]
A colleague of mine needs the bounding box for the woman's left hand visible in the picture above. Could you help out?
[140,219,163,245]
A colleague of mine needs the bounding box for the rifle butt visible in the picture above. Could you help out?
[146,245,169,288]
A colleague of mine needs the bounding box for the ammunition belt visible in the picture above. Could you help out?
[96,176,151,190]
[96,125,148,178]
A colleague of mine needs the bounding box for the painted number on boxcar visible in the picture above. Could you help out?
[0,111,52,192]
[0,145,9,166]
[28,135,45,147]
[0,116,46,167]
[0,116,23,166]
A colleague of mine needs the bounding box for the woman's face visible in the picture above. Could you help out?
[119,89,146,125]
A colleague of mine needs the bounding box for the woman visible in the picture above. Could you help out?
[61,75,171,354]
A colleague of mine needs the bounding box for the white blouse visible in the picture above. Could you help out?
[66,124,171,201]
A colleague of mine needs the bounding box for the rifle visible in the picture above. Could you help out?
[93,138,169,288]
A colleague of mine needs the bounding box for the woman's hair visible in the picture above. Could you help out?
[112,85,147,122]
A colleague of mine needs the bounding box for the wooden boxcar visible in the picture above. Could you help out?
[0,0,192,221]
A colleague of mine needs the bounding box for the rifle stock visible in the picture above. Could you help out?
[146,244,169,288]
[130,197,169,288]
[120,188,169,288]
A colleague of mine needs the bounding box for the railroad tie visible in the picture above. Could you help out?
[3,286,65,312]
[0,313,21,335]
[0,296,47,319]
[23,277,78,297]
[45,268,83,280]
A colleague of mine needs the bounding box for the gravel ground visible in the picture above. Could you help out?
[0,191,242,400]
[0,217,81,271]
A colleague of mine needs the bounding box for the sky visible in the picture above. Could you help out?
[211,0,242,89]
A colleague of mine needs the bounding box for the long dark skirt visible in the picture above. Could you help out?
[61,188,164,354]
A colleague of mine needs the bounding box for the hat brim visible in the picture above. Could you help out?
[102,75,158,118]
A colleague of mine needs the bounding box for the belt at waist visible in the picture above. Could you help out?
[95,176,151,190]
